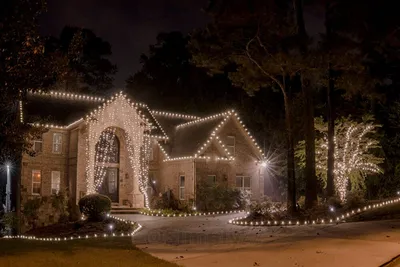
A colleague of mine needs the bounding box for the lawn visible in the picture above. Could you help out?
[0,237,178,267]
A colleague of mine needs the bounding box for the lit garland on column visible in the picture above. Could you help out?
[85,93,152,208]
[315,121,383,201]
[94,127,116,190]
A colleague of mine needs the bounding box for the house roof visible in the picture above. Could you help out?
[22,90,264,160]
[161,115,226,157]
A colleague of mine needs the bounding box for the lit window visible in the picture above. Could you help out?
[52,133,62,153]
[32,170,41,195]
[33,139,43,153]
[236,176,251,191]
[51,171,61,194]
[226,136,235,156]
[207,175,216,184]
[179,175,185,200]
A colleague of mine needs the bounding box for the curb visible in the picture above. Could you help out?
[380,254,400,267]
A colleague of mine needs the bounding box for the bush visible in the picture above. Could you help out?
[196,180,246,212]
[344,191,365,210]
[78,194,111,221]
[51,191,69,223]
[249,197,286,220]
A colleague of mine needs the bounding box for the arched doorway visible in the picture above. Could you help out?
[95,129,120,202]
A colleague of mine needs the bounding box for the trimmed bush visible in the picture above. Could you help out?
[78,194,111,221]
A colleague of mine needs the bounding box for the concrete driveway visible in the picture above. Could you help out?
[118,213,400,267]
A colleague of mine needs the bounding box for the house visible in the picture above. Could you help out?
[20,90,267,212]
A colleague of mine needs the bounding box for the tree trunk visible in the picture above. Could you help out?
[325,1,335,198]
[294,0,317,208]
[284,92,296,213]
[303,79,318,209]
[326,63,335,197]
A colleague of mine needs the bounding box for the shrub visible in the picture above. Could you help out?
[249,197,286,220]
[23,198,42,228]
[196,180,246,212]
[51,190,69,223]
[78,194,111,221]
[151,190,181,210]
[344,191,365,210]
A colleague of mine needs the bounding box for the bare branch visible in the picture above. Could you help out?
[245,37,285,93]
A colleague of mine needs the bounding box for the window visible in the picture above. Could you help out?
[179,175,185,200]
[226,136,235,156]
[32,170,41,195]
[236,176,251,191]
[52,133,62,153]
[51,171,61,194]
[207,175,216,184]
[33,139,43,153]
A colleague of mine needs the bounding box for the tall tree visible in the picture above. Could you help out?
[1,0,67,232]
[47,26,117,94]
[190,0,307,212]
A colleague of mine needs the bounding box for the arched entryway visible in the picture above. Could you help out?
[95,129,120,202]
[84,94,152,208]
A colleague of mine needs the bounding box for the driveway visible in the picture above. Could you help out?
[118,213,400,267]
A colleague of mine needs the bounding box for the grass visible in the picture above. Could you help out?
[0,237,179,267]
[25,218,136,238]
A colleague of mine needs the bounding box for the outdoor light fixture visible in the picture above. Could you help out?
[109,224,114,231]
[329,206,335,212]
[397,191,400,195]
[152,180,156,184]
[5,163,11,212]
[261,160,270,168]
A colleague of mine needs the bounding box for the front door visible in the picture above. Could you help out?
[99,168,119,202]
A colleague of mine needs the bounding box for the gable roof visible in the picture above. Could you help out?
[22,90,265,160]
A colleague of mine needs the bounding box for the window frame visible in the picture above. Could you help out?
[52,133,63,154]
[51,171,61,195]
[226,135,236,156]
[179,175,185,200]
[32,170,42,195]
[33,139,43,153]
[235,175,251,191]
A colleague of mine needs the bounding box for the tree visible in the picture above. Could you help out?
[46,26,117,93]
[1,0,67,233]
[296,117,383,200]
[190,0,309,212]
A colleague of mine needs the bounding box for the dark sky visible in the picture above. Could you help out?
[41,0,210,88]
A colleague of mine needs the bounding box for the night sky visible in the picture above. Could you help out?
[40,0,210,87]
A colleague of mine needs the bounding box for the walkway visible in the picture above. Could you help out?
[118,213,400,267]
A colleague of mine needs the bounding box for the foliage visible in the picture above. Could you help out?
[249,197,286,220]
[343,190,366,211]
[22,198,42,228]
[51,191,69,222]
[46,26,117,93]
[296,116,384,200]
[0,0,67,163]
[196,179,246,212]
[78,194,111,222]
[151,190,180,211]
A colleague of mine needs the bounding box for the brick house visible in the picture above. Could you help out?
[20,91,267,210]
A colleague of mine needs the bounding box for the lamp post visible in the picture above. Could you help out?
[6,164,11,212]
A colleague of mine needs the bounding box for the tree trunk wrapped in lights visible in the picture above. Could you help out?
[296,117,384,201]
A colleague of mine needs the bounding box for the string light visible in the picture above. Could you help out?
[141,209,244,217]
[316,123,382,200]
[85,92,152,208]
[19,100,24,123]
[2,215,142,242]
[30,90,106,102]
[150,110,200,120]
[228,197,400,227]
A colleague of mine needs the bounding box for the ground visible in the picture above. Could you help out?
[0,237,178,267]
[1,208,400,267]
[118,213,400,267]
